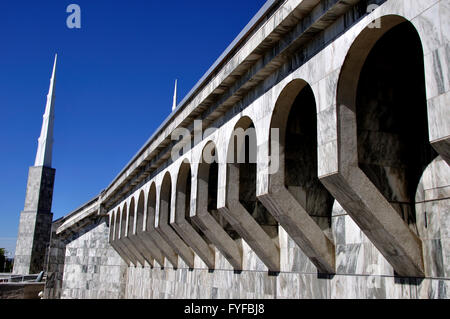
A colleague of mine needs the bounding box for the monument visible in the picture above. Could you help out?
[13,55,57,275]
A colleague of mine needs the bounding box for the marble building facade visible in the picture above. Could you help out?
[41,0,449,299]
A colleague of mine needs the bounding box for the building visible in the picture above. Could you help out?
[16,0,450,299]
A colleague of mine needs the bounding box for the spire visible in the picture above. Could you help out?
[172,79,177,111]
[34,54,57,167]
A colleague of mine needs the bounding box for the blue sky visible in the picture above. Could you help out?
[0,0,265,257]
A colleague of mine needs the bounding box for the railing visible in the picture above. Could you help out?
[0,273,42,283]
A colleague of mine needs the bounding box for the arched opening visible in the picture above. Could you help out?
[177,161,210,241]
[354,21,437,231]
[330,16,436,276]
[229,117,278,239]
[175,160,215,268]
[115,209,121,240]
[263,79,336,273]
[283,83,334,232]
[200,142,240,239]
[160,172,172,227]
[223,116,280,270]
[120,206,127,239]
[177,161,193,223]
[109,212,116,242]
[159,171,195,267]
[146,181,179,268]
[136,191,145,234]
[147,183,157,231]
[128,198,136,236]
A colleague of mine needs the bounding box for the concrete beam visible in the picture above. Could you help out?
[219,163,279,271]
[110,241,133,267]
[144,186,179,268]
[259,187,335,273]
[319,103,425,277]
[126,200,157,267]
[155,178,195,268]
[171,162,215,269]
[119,236,147,268]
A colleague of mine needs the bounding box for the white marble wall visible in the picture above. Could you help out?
[60,219,128,299]
[59,0,450,299]
[121,0,450,299]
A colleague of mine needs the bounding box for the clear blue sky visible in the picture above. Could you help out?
[0,0,265,257]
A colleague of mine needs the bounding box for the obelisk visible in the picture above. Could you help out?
[13,55,57,274]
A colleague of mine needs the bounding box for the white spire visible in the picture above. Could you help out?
[34,54,57,167]
[172,79,177,111]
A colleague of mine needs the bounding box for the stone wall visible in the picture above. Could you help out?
[43,218,66,299]
[58,217,127,299]
[124,155,449,299]
[14,166,54,274]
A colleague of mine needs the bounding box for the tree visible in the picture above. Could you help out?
[0,248,5,272]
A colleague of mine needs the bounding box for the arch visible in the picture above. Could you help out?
[126,190,165,267]
[228,116,278,239]
[160,172,172,227]
[259,78,336,273]
[119,200,147,267]
[356,20,436,225]
[199,141,239,239]
[176,160,193,224]
[273,79,334,228]
[194,141,243,269]
[144,181,179,268]
[113,207,139,266]
[323,15,435,277]
[128,197,136,236]
[136,190,145,234]
[219,115,280,271]
[173,159,215,268]
[115,208,121,240]
[337,16,438,231]
[120,203,128,238]
[156,171,195,268]
[147,182,157,232]
[109,212,115,242]
[108,210,134,266]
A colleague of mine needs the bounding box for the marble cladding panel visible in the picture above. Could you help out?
[124,141,449,299]
[428,91,450,145]
[411,2,443,56]
[60,219,127,299]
